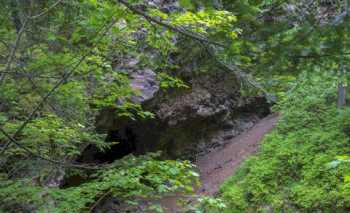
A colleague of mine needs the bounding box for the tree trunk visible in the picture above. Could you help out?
[337,83,346,108]
[9,1,22,33]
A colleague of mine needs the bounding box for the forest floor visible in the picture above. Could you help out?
[161,113,279,212]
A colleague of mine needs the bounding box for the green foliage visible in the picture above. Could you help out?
[178,0,195,10]
[157,73,189,90]
[2,0,350,212]
[216,72,350,212]
[4,114,104,158]
[190,196,227,213]
[0,153,199,212]
[115,102,155,120]
[171,10,239,39]
[0,1,210,211]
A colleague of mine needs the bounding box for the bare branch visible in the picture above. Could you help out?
[26,76,66,118]
[0,39,10,51]
[117,0,227,48]
[203,43,270,98]
[117,0,269,99]
[0,18,28,85]
[0,70,62,79]
[29,0,64,20]
[0,19,117,156]
[0,127,101,170]
[293,52,350,59]
[88,189,112,213]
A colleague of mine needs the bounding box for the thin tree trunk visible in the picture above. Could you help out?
[10,1,22,33]
[337,83,346,108]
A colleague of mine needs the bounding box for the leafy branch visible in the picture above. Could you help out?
[0,18,118,170]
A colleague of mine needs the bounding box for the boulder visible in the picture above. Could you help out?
[129,68,159,103]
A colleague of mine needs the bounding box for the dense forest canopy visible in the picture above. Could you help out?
[1,0,350,212]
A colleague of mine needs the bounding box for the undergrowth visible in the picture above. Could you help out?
[216,72,350,212]
[0,153,198,212]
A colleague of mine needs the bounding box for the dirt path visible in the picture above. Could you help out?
[196,113,279,196]
[161,114,279,212]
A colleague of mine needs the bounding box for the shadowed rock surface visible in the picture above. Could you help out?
[91,65,271,161]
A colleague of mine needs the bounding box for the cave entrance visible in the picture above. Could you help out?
[63,128,137,188]
[77,127,137,164]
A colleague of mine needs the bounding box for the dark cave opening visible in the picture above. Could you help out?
[77,127,137,164]
[101,127,137,163]
[62,128,137,188]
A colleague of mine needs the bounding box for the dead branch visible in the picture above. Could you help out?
[117,0,227,48]
[0,127,101,170]
[29,0,64,20]
[0,18,28,85]
[0,19,117,158]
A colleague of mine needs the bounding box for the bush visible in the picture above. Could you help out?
[218,72,350,212]
[0,153,199,212]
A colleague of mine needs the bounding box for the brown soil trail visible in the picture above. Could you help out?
[162,114,279,212]
[196,113,279,196]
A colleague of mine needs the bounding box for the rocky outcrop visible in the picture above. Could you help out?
[145,0,181,12]
[87,0,271,161]
[129,68,159,103]
[94,62,270,159]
